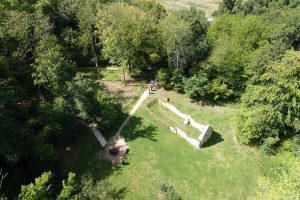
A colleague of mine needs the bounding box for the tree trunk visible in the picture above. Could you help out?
[91,31,101,80]
[123,68,126,86]
[37,85,44,100]
[176,50,179,68]
[0,169,8,191]
[128,59,132,78]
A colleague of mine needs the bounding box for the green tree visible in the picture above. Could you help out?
[72,0,103,77]
[56,173,79,200]
[0,10,53,61]
[0,80,27,163]
[223,0,236,11]
[96,2,159,79]
[18,172,52,200]
[67,74,121,128]
[183,71,209,100]
[18,172,81,200]
[237,50,300,151]
[0,56,9,79]
[159,8,208,69]
[80,177,125,200]
[32,44,76,95]
[205,14,267,99]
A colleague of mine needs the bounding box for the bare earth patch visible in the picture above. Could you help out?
[102,135,129,165]
[98,80,144,111]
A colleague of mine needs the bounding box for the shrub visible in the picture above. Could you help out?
[160,183,182,200]
[260,137,279,155]
[156,68,184,92]
[183,71,208,100]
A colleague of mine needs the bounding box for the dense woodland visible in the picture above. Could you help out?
[0,0,299,199]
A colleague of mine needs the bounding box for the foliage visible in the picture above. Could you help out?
[32,44,76,95]
[237,50,300,152]
[205,14,267,99]
[156,68,184,92]
[96,2,160,74]
[253,153,300,200]
[0,56,9,78]
[56,173,79,200]
[80,176,124,200]
[159,8,208,69]
[183,71,208,100]
[0,80,26,163]
[0,9,53,60]
[18,172,52,200]
[67,74,121,128]
[160,183,182,200]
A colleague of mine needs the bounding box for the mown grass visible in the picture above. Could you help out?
[103,90,261,199]
[148,99,204,139]
[77,67,122,81]
[67,85,262,199]
[100,68,122,81]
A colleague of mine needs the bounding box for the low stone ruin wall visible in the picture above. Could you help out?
[159,100,213,148]
[170,127,200,148]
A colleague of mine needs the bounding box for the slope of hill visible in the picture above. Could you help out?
[156,0,220,16]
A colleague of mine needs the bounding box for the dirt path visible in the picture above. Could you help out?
[116,89,150,136]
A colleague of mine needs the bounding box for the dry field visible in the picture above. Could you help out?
[157,0,220,16]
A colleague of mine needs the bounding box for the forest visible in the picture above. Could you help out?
[0,0,299,199]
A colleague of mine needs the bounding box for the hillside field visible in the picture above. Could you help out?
[156,0,220,16]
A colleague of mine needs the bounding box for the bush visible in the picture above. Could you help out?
[156,68,184,92]
[169,68,184,92]
[260,137,279,155]
[279,136,300,156]
[208,79,234,100]
[160,183,182,200]
[157,68,171,90]
[237,50,300,152]
[160,183,168,192]
[183,71,208,100]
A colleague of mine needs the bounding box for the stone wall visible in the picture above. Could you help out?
[159,100,213,147]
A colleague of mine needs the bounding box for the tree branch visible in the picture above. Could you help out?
[0,169,8,191]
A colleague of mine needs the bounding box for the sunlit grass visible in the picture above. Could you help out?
[68,87,262,199]
[156,0,221,16]
[106,90,261,199]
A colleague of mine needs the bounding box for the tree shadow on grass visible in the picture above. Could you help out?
[201,131,224,148]
[74,116,157,179]
[121,116,158,142]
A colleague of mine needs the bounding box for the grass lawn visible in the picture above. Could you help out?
[67,69,262,199]
[106,90,261,199]
[77,67,145,112]
[67,86,262,199]
[147,99,204,139]
[156,0,221,16]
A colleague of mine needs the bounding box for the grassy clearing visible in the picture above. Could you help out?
[104,90,261,199]
[67,83,262,199]
[77,67,145,112]
[148,99,202,139]
[100,68,122,81]
[77,67,121,81]
[156,0,221,16]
